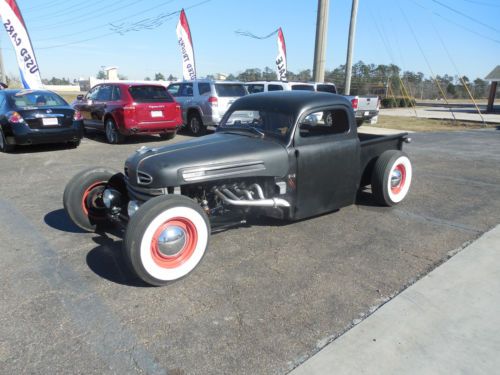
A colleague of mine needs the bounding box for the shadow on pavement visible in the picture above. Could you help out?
[86,234,149,287]
[9,142,76,154]
[44,209,87,233]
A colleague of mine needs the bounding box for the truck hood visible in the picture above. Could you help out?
[125,132,289,188]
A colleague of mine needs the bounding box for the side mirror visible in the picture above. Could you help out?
[76,94,84,101]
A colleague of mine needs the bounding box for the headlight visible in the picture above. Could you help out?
[127,200,140,217]
[103,189,121,209]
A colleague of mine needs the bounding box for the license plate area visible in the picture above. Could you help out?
[42,117,59,126]
[151,111,163,118]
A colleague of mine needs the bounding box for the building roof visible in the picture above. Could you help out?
[485,65,500,82]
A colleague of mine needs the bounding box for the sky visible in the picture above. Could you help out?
[1,0,499,82]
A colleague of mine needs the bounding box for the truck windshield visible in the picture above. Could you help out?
[219,109,294,140]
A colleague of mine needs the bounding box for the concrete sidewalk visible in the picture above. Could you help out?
[291,225,500,375]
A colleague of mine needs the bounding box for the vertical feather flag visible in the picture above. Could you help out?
[276,28,287,82]
[176,9,196,80]
[0,0,43,88]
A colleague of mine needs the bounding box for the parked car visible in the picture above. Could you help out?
[0,89,83,152]
[166,80,247,136]
[246,80,379,126]
[63,91,413,286]
[73,83,182,144]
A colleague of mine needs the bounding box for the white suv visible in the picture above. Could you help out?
[245,81,337,94]
[167,80,247,135]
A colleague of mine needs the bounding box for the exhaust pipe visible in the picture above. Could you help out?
[213,187,290,208]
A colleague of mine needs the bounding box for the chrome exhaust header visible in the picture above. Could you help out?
[213,185,290,208]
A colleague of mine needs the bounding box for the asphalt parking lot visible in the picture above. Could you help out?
[1,128,499,374]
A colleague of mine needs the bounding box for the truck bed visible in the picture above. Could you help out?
[358,132,409,186]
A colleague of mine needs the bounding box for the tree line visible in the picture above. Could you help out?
[5,61,490,100]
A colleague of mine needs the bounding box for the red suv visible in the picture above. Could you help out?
[74,83,182,143]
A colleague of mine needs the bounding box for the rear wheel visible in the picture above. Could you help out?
[159,131,176,140]
[371,150,412,206]
[0,128,14,153]
[124,195,210,286]
[105,118,125,144]
[63,167,118,231]
[188,113,205,136]
[68,139,81,149]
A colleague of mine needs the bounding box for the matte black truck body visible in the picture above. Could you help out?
[64,91,413,285]
[124,91,409,220]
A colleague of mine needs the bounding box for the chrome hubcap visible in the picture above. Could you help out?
[157,226,187,257]
[391,169,402,188]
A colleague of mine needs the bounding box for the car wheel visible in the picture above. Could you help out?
[105,119,124,144]
[188,113,205,136]
[63,167,118,231]
[68,139,81,149]
[124,195,210,286]
[371,150,412,206]
[159,131,176,140]
[356,118,364,127]
[0,128,14,153]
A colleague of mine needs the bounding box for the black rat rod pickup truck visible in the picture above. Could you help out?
[63,91,412,286]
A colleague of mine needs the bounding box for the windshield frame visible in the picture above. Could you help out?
[217,108,296,144]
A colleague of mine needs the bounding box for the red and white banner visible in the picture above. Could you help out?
[0,0,43,89]
[275,27,287,82]
[176,9,196,81]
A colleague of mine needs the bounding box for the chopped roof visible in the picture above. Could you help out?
[485,66,500,82]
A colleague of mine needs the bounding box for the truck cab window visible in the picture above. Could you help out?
[299,109,349,137]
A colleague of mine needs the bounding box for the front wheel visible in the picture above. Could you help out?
[371,150,412,206]
[124,195,210,286]
[63,167,118,231]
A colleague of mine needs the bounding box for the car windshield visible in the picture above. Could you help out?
[219,109,295,141]
[8,91,67,108]
[129,85,173,102]
[214,84,246,97]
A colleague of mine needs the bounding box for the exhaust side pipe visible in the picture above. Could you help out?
[213,187,290,208]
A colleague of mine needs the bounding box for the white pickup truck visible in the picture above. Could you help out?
[246,80,380,126]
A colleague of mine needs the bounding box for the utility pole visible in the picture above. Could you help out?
[344,0,359,95]
[313,0,330,82]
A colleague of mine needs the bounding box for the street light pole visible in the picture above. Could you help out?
[344,0,359,95]
[313,0,330,82]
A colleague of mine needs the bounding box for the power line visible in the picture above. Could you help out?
[30,0,143,31]
[412,0,500,44]
[431,0,500,33]
[27,0,115,24]
[21,0,75,13]
[459,0,500,7]
[34,0,211,50]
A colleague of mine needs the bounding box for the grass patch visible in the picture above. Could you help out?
[377,115,496,132]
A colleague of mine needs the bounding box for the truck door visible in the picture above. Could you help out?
[293,107,360,219]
